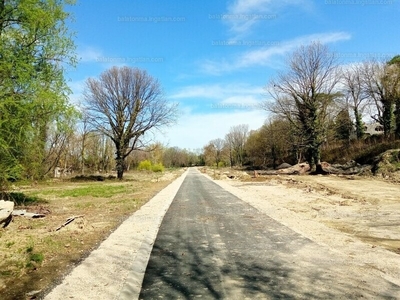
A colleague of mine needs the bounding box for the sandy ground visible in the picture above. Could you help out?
[210,171,400,289]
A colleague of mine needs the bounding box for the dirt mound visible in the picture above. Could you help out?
[321,161,372,175]
[372,149,400,181]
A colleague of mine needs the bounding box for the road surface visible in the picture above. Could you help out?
[139,168,400,299]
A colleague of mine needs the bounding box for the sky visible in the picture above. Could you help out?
[65,0,400,151]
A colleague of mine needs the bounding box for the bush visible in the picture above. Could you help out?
[137,160,164,172]
[152,163,165,173]
[137,160,152,171]
[217,161,225,168]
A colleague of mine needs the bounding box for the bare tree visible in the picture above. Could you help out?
[84,66,177,179]
[387,56,400,138]
[203,138,227,168]
[267,42,341,173]
[225,124,249,167]
[361,60,395,138]
[342,64,370,139]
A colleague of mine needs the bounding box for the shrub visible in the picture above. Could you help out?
[137,160,152,171]
[217,161,225,168]
[152,163,165,173]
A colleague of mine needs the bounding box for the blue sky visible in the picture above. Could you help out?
[65,0,400,151]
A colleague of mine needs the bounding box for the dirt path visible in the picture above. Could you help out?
[210,171,400,290]
[42,169,400,299]
[140,168,400,299]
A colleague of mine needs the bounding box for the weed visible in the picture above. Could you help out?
[0,270,12,277]
[5,241,15,248]
[29,253,44,263]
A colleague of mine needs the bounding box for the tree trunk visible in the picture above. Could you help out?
[314,149,323,174]
[115,149,125,180]
[354,108,365,140]
[395,98,400,139]
[383,100,394,138]
[116,158,124,179]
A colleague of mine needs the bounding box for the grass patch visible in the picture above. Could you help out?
[25,245,44,269]
[5,241,15,248]
[0,169,182,300]
[60,185,129,198]
[28,253,44,263]
[0,270,12,277]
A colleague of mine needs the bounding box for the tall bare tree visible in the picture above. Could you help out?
[267,42,341,173]
[361,60,395,138]
[225,124,249,167]
[342,64,370,139]
[387,56,400,138]
[84,66,177,179]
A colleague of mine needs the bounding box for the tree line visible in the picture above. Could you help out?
[1,1,399,191]
[202,43,400,172]
[0,1,182,191]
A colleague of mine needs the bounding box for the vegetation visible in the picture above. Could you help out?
[137,160,165,173]
[0,0,77,190]
[200,44,400,171]
[0,170,181,299]
[84,66,178,180]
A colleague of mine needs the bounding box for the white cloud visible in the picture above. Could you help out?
[156,109,268,150]
[77,46,104,63]
[170,83,264,100]
[201,32,352,75]
[221,95,261,106]
[225,0,312,36]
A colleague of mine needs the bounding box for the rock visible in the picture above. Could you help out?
[12,210,46,218]
[278,163,310,175]
[372,149,400,174]
[276,163,292,170]
[325,161,372,175]
[0,200,14,228]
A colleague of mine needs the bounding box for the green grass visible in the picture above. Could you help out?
[28,253,44,263]
[60,184,129,198]
[5,241,15,248]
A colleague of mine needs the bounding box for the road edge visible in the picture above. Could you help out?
[117,169,188,299]
[43,169,188,300]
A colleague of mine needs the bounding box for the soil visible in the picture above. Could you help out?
[207,168,400,287]
[0,170,183,300]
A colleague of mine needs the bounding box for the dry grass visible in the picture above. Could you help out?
[0,169,183,300]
